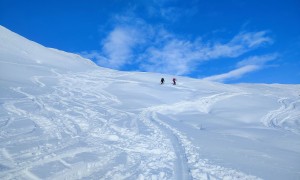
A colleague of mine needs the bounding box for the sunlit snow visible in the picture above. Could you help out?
[1,26,300,180]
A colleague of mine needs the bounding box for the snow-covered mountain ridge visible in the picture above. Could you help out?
[1,25,300,179]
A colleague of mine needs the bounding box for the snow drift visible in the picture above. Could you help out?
[1,25,300,180]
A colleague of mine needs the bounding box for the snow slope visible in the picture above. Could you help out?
[1,25,300,179]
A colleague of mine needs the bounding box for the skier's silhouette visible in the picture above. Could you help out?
[172,78,176,85]
[161,78,165,84]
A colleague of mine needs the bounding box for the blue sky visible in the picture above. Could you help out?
[1,0,300,83]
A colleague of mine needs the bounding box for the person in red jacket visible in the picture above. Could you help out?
[172,78,176,85]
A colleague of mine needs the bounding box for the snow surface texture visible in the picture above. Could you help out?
[1,25,300,179]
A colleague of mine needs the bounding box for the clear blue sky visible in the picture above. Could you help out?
[1,0,300,83]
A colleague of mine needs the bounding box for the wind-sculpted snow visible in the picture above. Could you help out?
[1,26,300,179]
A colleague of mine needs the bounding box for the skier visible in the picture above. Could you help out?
[172,78,176,85]
[161,78,165,84]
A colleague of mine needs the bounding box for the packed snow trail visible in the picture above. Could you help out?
[138,110,192,180]
[143,107,260,180]
[261,97,300,134]
[1,70,176,179]
[0,69,262,179]
[1,25,300,180]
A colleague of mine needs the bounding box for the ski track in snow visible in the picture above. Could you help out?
[143,106,260,180]
[261,97,300,134]
[31,76,46,88]
[0,70,262,179]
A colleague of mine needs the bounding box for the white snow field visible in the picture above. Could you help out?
[1,25,300,180]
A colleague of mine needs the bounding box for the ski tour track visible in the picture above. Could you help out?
[3,69,297,179]
[261,97,300,134]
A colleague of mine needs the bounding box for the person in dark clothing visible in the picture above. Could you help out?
[161,78,165,84]
[172,78,176,85]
